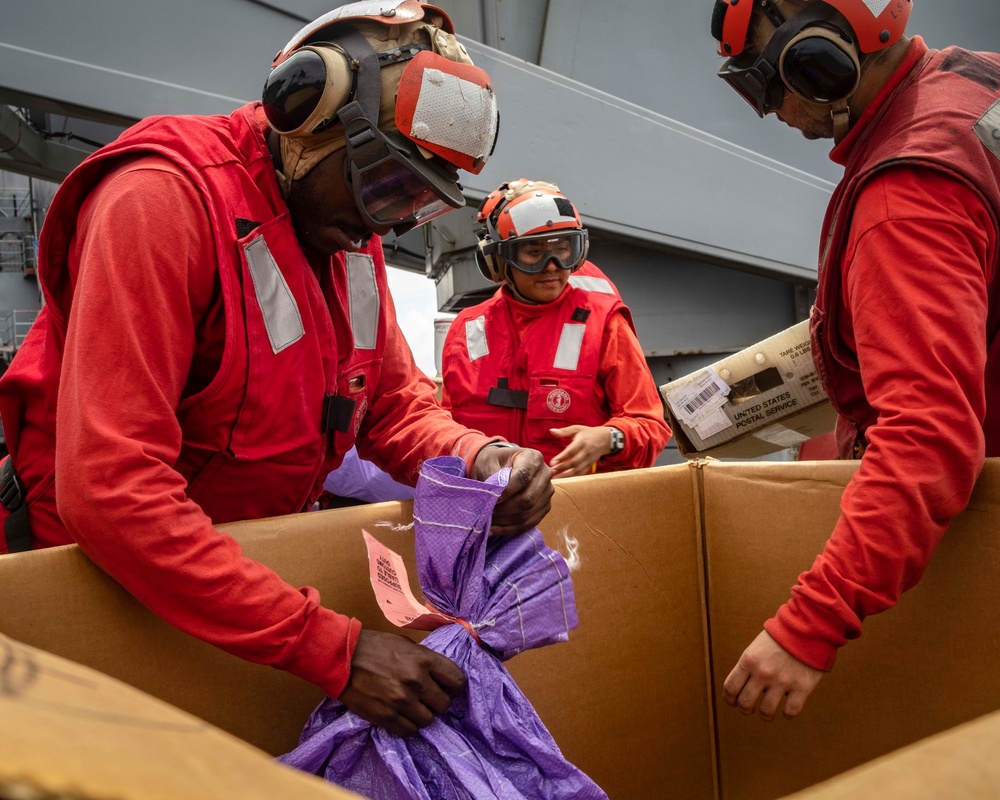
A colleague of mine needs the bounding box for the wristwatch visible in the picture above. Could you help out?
[608,427,625,455]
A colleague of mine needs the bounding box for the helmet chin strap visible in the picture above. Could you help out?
[831,98,851,144]
[503,265,546,305]
[795,92,853,143]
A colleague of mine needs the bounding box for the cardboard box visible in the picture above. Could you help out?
[0,632,361,800]
[1,459,999,799]
[660,320,838,458]
[782,708,1000,799]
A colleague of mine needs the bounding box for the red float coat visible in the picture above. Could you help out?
[767,39,1000,670]
[0,103,495,698]
[567,260,621,298]
[441,282,670,470]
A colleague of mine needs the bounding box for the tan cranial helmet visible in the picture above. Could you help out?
[262,1,500,230]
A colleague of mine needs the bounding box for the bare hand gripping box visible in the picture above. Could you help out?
[660,320,837,458]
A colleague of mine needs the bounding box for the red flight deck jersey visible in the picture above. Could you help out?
[768,39,1000,670]
[441,282,670,470]
[0,103,495,698]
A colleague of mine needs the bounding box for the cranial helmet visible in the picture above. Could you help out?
[711,0,912,141]
[261,1,500,234]
[475,181,589,283]
[474,178,563,239]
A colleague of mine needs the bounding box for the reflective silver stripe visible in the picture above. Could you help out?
[553,323,586,371]
[975,98,1000,162]
[465,315,489,361]
[507,193,576,236]
[243,237,304,354]
[568,275,615,295]
[861,0,891,15]
[347,253,379,350]
[411,69,499,162]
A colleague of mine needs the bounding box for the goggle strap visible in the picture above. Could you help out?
[341,103,382,161]
[760,0,787,31]
[330,27,381,125]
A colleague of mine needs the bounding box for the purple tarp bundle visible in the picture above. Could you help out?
[278,455,606,799]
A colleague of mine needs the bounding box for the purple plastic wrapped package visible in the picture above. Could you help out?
[278,455,606,799]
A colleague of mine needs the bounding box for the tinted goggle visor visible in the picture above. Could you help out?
[342,107,465,234]
[351,151,460,230]
[496,230,588,274]
[717,54,785,117]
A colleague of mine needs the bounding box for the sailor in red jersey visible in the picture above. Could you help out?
[711,0,1000,719]
[442,180,670,476]
[0,2,554,738]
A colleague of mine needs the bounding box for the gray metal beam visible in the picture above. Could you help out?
[459,40,832,283]
[0,106,91,182]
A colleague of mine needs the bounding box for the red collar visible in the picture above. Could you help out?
[830,37,928,166]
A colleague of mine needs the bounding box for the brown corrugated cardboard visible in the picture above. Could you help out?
[780,708,1000,799]
[660,320,837,458]
[508,467,715,799]
[0,633,360,800]
[1,459,999,799]
[0,466,714,800]
[704,460,1000,800]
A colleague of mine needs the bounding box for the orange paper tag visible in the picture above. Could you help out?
[362,529,455,632]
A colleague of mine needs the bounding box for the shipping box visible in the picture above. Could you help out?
[1,459,999,799]
[0,633,361,800]
[660,320,838,458]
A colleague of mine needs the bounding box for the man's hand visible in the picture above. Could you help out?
[471,445,554,535]
[723,630,825,721]
[548,425,610,478]
[339,629,466,736]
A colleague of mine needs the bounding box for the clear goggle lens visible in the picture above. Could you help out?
[497,230,588,274]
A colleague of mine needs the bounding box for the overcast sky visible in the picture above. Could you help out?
[386,267,453,379]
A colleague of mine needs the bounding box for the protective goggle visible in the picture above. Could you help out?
[339,100,465,233]
[492,230,589,274]
[717,53,785,117]
[717,4,858,117]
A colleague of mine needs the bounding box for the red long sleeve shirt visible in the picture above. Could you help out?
[39,155,494,699]
[766,41,997,669]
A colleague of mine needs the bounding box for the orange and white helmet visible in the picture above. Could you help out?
[475,179,562,238]
[477,185,589,283]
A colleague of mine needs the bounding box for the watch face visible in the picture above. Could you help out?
[610,428,624,454]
